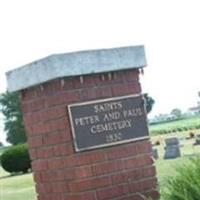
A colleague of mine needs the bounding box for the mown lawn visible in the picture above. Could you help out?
[0,167,36,200]
[150,115,200,135]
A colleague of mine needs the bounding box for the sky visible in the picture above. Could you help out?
[0,0,200,144]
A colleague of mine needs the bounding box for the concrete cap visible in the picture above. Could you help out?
[6,45,146,92]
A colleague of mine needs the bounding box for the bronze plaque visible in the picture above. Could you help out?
[68,94,149,152]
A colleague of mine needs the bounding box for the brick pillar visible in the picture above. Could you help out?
[6,46,159,200]
[20,70,158,200]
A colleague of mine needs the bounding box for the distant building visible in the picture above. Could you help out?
[149,113,177,124]
[188,91,200,115]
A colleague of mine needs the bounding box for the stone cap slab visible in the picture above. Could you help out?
[6,45,146,92]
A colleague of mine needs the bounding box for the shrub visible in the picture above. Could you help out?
[177,128,182,132]
[0,144,31,173]
[196,125,200,129]
[163,157,200,200]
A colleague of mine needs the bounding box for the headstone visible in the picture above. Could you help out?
[164,137,181,159]
[194,134,200,145]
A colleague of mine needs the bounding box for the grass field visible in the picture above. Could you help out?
[150,115,200,135]
[0,146,36,200]
[0,168,36,200]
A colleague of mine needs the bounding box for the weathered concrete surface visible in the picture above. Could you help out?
[6,45,146,92]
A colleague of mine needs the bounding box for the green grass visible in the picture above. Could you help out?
[0,146,36,200]
[0,167,36,200]
[150,115,200,135]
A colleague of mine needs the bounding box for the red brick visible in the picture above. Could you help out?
[111,166,156,185]
[73,75,95,89]
[65,166,93,180]
[123,69,139,82]
[21,88,36,101]
[136,140,152,154]
[64,151,106,167]
[59,129,72,142]
[142,166,156,178]
[124,154,153,169]
[41,170,66,182]
[62,77,74,90]
[22,98,46,113]
[72,77,84,89]
[129,177,157,193]
[54,170,66,181]
[32,160,48,171]
[51,181,68,193]
[97,184,129,200]
[41,106,67,122]
[47,118,69,132]
[80,86,112,100]
[28,136,43,148]
[92,74,103,85]
[62,192,96,200]
[41,171,55,182]
[95,87,112,98]
[35,85,45,98]
[23,113,39,125]
[36,183,52,193]
[111,83,141,96]
[23,106,67,126]
[43,133,61,145]
[30,123,47,135]
[43,132,69,145]
[48,157,64,170]
[105,140,152,160]
[106,142,138,160]
[46,91,79,107]
[80,88,97,100]
[53,143,73,156]
[69,176,111,192]
[76,151,107,165]
[43,79,62,95]
[37,146,54,158]
[93,160,124,176]
[21,102,30,113]
[38,193,62,200]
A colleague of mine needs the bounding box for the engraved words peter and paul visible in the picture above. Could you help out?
[68,94,149,151]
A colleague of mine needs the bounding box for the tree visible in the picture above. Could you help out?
[144,93,155,114]
[171,108,182,119]
[0,91,26,145]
